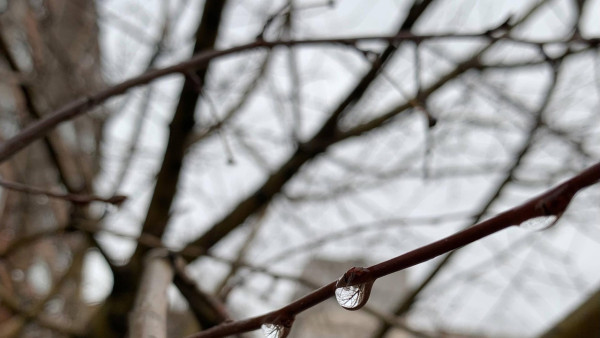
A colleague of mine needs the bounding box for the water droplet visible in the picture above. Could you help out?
[335,283,370,310]
[335,267,373,311]
[261,323,290,338]
[519,215,558,231]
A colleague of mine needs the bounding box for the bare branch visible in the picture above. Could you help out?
[0,178,126,205]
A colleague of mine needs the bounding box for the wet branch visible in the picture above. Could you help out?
[187,161,600,338]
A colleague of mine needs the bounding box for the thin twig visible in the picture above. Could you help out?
[1,31,598,163]
[0,178,126,205]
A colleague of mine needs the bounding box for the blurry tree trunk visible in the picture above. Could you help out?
[0,0,105,336]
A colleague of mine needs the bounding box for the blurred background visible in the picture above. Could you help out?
[0,0,599,337]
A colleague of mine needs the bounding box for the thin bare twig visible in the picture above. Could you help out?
[0,178,126,205]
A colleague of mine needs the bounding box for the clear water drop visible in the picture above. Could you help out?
[261,323,290,338]
[335,267,373,311]
[335,283,370,310]
[519,215,558,231]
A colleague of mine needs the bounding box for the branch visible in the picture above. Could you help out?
[262,212,472,264]
[169,255,232,329]
[1,31,597,163]
[0,178,126,205]
[131,0,227,249]
[0,21,91,192]
[215,207,267,300]
[186,161,600,338]
[184,52,271,150]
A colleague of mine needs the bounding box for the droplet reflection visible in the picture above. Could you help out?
[334,266,373,310]
[335,283,370,310]
[261,323,290,338]
[520,215,558,231]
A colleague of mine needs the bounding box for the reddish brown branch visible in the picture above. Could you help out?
[187,161,600,338]
[0,178,126,205]
[0,32,597,163]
